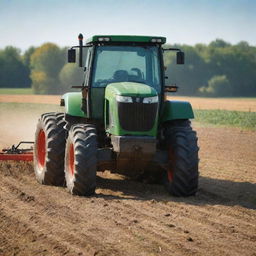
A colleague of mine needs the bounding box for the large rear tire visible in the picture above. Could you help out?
[163,120,199,196]
[34,112,66,186]
[64,124,97,196]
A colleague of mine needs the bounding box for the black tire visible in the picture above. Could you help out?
[34,112,66,186]
[64,124,97,196]
[163,120,199,196]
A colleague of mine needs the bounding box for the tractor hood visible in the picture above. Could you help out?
[104,82,159,137]
[105,82,158,98]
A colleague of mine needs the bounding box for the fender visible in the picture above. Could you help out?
[161,100,194,122]
[61,92,85,117]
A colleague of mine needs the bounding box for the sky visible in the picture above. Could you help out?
[0,0,255,51]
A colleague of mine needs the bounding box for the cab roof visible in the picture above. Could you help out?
[86,35,166,45]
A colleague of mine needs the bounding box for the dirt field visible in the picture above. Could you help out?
[0,126,256,256]
[1,94,256,111]
[0,95,255,255]
[0,95,60,105]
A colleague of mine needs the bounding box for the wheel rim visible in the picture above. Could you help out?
[37,129,46,169]
[168,146,175,182]
[69,143,75,176]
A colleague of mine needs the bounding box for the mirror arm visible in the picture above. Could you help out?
[163,48,181,52]
[70,45,90,49]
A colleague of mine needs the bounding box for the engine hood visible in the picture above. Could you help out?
[105,82,158,98]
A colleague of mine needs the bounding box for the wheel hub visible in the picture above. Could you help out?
[69,143,75,176]
[37,129,46,169]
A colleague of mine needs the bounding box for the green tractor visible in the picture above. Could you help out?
[33,34,199,197]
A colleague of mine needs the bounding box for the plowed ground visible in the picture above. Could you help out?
[0,95,256,255]
[1,126,256,256]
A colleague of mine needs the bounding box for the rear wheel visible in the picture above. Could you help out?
[34,112,66,186]
[163,120,199,196]
[64,124,97,196]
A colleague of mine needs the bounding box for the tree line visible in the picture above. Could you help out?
[0,39,256,97]
[164,39,256,97]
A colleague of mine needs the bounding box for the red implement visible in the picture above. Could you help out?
[0,153,33,161]
[0,141,34,161]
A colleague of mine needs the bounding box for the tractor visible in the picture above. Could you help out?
[33,34,199,197]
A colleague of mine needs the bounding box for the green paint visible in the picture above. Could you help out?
[62,92,85,117]
[90,87,105,120]
[86,35,166,45]
[161,100,194,122]
[105,82,158,98]
[105,82,158,136]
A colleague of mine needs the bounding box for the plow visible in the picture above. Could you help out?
[0,141,34,161]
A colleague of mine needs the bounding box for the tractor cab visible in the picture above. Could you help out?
[66,35,184,126]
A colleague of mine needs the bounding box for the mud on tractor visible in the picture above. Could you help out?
[33,34,199,197]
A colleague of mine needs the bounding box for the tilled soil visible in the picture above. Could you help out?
[0,127,256,256]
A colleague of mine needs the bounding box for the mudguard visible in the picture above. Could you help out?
[61,92,85,117]
[161,100,194,122]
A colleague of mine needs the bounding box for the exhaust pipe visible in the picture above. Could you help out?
[78,33,83,67]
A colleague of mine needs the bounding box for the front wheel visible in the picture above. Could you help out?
[34,112,66,186]
[163,120,199,196]
[64,124,97,196]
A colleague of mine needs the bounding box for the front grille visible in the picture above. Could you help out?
[118,101,158,132]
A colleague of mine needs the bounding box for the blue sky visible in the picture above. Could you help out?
[0,0,255,50]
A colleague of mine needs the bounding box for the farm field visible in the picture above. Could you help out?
[0,95,255,255]
[1,94,256,111]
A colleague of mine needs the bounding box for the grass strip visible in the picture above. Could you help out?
[194,109,256,130]
[0,88,33,95]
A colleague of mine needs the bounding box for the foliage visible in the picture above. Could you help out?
[23,47,36,69]
[59,63,84,93]
[30,43,66,94]
[199,75,232,97]
[194,109,256,130]
[0,39,256,96]
[165,39,256,97]
[0,46,31,88]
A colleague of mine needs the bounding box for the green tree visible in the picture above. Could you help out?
[207,42,256,96]
[59,63,84,93]
[0,46,31,88]
[199,75,232,97]
[23,46,36,68]
[209,39,231,48]
[165,44,210,95]
[30,43,65,94]
[163,39,256,97]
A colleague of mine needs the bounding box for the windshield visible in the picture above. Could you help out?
[91,45,161,92]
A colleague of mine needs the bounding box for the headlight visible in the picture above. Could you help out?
[116,95,133,103]
[143,96,158,104]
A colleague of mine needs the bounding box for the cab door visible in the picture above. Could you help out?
[87,46,105,121]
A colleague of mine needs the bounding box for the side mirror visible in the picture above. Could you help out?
[68,49,76,63]
[177,51,185,64]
